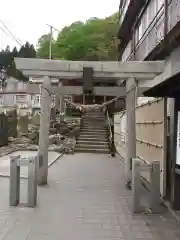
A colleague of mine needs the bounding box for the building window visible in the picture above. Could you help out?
[147,0,157,25]
[52,94,56,103]
[142,11,148,34]
[16,95,26,102]
[0,81,3,91]
[135,22,143,43]
[0,96,3,105]
[36,95,41,104]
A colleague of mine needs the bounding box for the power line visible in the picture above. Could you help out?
[46,24,61,33]
[0,20,23,46]
[0,20,23,45]
[0,25,21,49]
[0,26,14,42]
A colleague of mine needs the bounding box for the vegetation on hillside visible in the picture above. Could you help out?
[37,12,118,61]
[0,12,118,81]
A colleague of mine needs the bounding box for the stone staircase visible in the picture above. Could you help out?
[75,109,110,154]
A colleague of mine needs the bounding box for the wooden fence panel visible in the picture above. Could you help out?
[114,98,166,196]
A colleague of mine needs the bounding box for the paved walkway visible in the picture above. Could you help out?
[0,153,180,239]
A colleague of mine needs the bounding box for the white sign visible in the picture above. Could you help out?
[176,111,180,165]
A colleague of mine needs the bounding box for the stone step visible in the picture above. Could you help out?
[75,147,110,154]
[82,120,105,122]
[83,118,105,120]
[81,126,107,129]
[83,115,105,117]
[82,114,105,118]
[82,128,107,131]
[78,136,108,141]
[78,134,108,138]
[76,144,109,149]
[80,128,107,132]
[82,124,106,127]
[76,140,109,145]
[83,112,103,114]
[81,129,107,132]
[83,121,105,124]
[80,133,108,137]
[83,116,105,118]
[83,122,106,124]
[75,148,110,154]
[83,120,105,122]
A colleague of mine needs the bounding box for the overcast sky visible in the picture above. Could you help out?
[0,0,119,51]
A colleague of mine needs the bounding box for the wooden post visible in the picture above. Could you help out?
[38,76,51,185]
[125,77,137,188]
[55,82,61,115]
[83,94,85,105]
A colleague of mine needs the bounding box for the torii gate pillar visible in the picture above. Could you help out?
[125,77,137,188]
[38,76,52,185]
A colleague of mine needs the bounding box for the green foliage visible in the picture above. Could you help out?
[37,12,119,61]
[36,34,57,59]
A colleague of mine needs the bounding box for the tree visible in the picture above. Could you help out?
[0,42,36,81]
[37,12,119,60]
[12,47,18,57]
[0,51,14,69]
[5,45,10,52]
[18,42,36,58]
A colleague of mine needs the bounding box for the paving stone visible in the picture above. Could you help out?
[0,153,179,239]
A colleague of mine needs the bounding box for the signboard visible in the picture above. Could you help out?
[176,111,180,165]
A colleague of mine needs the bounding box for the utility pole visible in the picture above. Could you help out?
[49,25,53,60]
[47,24,61,59]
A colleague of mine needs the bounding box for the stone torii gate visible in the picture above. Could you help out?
[15,58,164,186]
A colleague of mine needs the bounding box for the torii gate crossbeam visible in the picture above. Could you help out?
[15,58,165,186]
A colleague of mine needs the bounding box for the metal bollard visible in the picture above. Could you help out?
[9,155,38,207]
[149,161,160,213]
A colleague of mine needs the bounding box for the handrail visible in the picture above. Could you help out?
[106,110,112,142]
[114,132,126,143]
[105,108,115,157]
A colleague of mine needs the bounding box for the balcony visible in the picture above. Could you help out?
[118,0,146,45]
[121,0,180,61]
[135,5,165,60]
[168,0,180,32]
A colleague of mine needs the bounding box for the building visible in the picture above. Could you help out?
[0,77,55,115]
[29,77,73,116]
[117,0,180,210]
